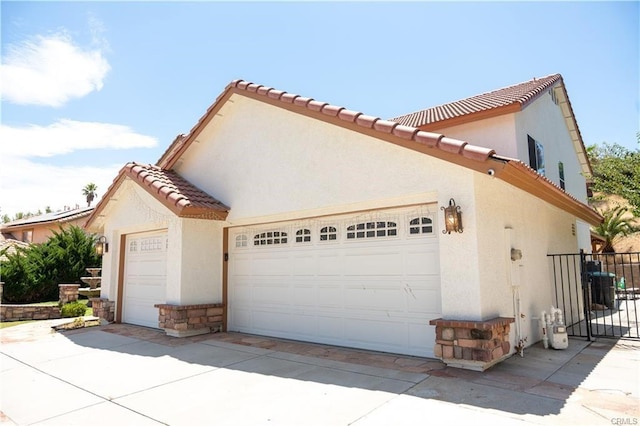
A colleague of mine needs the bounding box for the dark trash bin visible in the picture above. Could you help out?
[586,260,602,273]
[590,272,616,308]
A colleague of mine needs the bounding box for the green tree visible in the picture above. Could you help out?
[588,141,640,215]
[0,225,101,303]
[592,206,638,253]
[82,183,98,207]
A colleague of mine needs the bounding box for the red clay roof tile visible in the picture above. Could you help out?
[86,163,229,227]
[390,74,562,128]
[147,77,600,228]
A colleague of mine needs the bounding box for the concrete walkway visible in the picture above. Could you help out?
[1,320,638,425]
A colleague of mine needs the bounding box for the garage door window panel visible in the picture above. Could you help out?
[319,226,338,242]
[254,231,288,246]
[409,217,434,235]
[295,229,311,243]
[346,221,397,239]
[236,235,248,248]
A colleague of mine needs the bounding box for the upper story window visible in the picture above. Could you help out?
[319,226,337,241]
[295,229,311,243]
[254,231,288,246]
[235,234,248,248]
[409,217,433,234]
[558,162,565,190]
[346,221,397,239]
[129,241,138,252]
[528,135,545,175]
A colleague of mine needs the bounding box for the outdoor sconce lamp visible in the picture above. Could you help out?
[441,198,463,234]
[95,236,109,256]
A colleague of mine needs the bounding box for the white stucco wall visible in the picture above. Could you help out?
[436,87,588,205]
[514,89,588,203]
[472,173,580,347]
[176,95,486,320]
[432,114,519,159]
[98,180,223,309]
[177,219,224,304]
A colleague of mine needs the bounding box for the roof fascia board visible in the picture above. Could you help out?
[554,82,593,177]
[498,161,601,225]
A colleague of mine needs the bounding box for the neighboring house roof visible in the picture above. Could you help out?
[86,162,229,228]
[151,79,601,226]
[389,74,592,177]
[0,235,29,261]
[1,206,94,232]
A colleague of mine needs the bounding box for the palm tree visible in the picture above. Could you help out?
[593,206,638,253]
[82,183,98,207]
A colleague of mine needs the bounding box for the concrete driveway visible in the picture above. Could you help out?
[1,320,638,425]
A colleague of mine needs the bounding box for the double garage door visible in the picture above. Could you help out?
[122,230,168,328]
[228,206,442,357]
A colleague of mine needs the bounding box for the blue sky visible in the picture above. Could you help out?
[1,1,638,218]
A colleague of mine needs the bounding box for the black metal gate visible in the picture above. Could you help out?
[548,251,640,340]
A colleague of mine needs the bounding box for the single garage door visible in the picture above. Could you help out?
[228,206,441,357]
[123,230,168,328]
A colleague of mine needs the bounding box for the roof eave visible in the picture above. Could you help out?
[495,160,602,226]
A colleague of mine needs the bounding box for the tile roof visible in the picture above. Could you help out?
[390,74,563,128]
[85,163,229,228]
[153,78,600,226]
[156,80,498,169]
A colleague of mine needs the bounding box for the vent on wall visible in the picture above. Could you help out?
[571,223,576,236]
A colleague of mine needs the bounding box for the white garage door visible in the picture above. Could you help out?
[228,206,441,357]
[123,230,168,328]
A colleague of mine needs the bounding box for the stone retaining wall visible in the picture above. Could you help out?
[0,283,81,322]
[155,303,224,337]
[0,304,61,321]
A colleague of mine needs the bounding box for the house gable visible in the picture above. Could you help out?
[390,74,592,179]
[85,163,229,230]
[155,79,601,227]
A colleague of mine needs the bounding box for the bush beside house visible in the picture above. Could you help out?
[0,226,100,303]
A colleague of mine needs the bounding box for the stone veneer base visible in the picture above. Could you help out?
[429,317,515,371]
[155,303,224,337]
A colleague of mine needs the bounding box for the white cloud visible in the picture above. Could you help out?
[0,120,158,219]
[0,33,110,107]
[0,157,121,219]
[0,120,158,158]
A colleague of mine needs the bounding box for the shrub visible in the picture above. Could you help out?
[0,226,101,303]
[61,302,87,318]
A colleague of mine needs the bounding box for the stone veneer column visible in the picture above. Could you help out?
[91,298,115,322]
[429,317,515,371]
[154,303,225,337]
[58,284,80,305]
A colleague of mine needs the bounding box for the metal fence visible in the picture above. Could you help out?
[548,251,640,340]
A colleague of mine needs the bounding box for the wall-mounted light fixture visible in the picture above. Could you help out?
[95,236,109,256]
[441,198,463,234]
